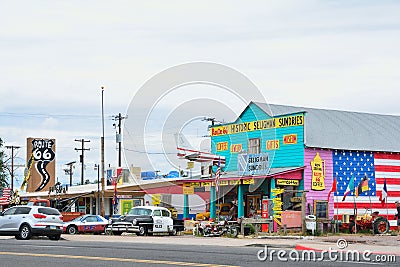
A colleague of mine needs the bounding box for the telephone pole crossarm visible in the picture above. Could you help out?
[74,139,90,185]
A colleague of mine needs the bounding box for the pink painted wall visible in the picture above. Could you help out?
[304,148,334,217]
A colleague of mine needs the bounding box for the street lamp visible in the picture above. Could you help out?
[94,164,100,215]
[100,86,105,217]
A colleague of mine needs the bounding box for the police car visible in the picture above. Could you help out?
[105,206,184,236]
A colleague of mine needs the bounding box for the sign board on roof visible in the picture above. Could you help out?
[210,114,304,136]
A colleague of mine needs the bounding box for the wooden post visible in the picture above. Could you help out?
[301,192,306,235]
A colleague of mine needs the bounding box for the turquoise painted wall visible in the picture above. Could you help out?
[211,103,305,171]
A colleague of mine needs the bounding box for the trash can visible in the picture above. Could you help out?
[305,215,316,235]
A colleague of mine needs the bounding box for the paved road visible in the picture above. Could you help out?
[0,236,398,267]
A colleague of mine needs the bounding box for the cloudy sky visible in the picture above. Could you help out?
[1,1,399,188]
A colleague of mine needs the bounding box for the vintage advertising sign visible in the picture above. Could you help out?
[283,134,297,144]
[266,140,280,150]
[183,186,194,195]
[242,178,255,185]
[238,153,270,176]
[216,141,228,151]
[276,179,299,186]
[311,153,326,191]
[230,144,242,153]
[210,114,304,136]
[25,138,56,192]
[229,180,241,185]
[271,188,284,226]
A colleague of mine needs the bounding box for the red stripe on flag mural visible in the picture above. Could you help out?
[374,153,400,160]
[336,202,397,209]
[375,178,400,185]
[374,165,400,172]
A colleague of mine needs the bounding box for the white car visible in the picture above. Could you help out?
[0,205,63,240]
[105,206,184,236]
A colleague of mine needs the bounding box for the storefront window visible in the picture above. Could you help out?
[314,200,328,219]
[248,138,260,154]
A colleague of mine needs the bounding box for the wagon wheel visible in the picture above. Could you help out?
[349,222,359,234]
[373,217,390,234]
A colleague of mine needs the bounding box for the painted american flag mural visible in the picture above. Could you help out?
[333,150,400,228]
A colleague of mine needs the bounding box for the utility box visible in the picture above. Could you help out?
[305,215,316,235]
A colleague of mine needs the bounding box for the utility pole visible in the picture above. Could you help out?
[100,86,105,217]
[65,161,76,186]
[74,139,90,185]
[5,145,20,191]
[113,113,126,167]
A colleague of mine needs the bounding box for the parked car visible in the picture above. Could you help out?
[0,205,63,240]
[105,206,185,236]
[63,215,108,234]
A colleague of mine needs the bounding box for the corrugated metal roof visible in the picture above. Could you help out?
[253,102,400,153]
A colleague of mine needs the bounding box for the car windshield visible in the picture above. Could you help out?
[128,208,152,216]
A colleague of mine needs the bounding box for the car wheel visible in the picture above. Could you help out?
[137,226,147,236]
[67,225,78,235]
[169,228,177,236]
[18,224,32,240]
[49,234,61,241]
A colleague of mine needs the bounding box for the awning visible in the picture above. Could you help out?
[175,166,305,183]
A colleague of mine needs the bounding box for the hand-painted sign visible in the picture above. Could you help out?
[266,140,280,150]
[271,188,284,226]
[283,134,297,144]
[183,186,194,195]
[210,114,304,136]
[238,153,270,176]
[26,138,56,193]
[242,178,255,185]
[311,153,326,191]
[216,142,228,151]
[276,179,299,186]
[230,144,242,153]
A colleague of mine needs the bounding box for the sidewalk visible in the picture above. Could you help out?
[60,233,400,256]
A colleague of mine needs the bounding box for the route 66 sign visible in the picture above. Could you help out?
[26,138,56,192]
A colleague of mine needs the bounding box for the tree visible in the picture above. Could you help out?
[0,138,9,189]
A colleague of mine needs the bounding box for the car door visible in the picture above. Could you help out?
[152,209,166,233]
[82,216,98,233]
[161,209,173,232]
[0,207,17,232]
[11,207,32,231]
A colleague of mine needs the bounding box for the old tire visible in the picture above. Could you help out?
[67,225,78,235]
[49,234,61,241]
[373,217,390,234]
[349,222,359,234]
[18,224,32,240]
[137,226,147,236]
